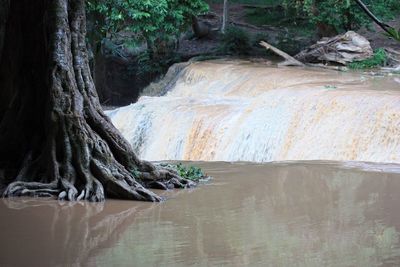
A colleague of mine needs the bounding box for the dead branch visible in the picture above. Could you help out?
[259,41,304,66]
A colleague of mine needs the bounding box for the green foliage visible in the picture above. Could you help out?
[209,0,278,4]
[86,0,209,52]
[158,163,207,181]
[175,163,206,181]
[348,48,387,69]
[245,5,286,27]
[282,0,400,34]
[384,28,400,43]
[219,27,252,55]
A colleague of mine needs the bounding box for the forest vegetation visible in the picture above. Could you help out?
[84,0,400,104]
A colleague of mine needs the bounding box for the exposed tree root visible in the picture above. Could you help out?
[2,156,195,202]
[0,0,195,202]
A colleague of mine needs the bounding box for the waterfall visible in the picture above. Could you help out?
[107,60,400,163]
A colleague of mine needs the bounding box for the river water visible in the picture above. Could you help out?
[1,161,400,267]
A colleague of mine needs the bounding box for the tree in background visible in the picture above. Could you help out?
[221,0,229,33]
[282,0,400,37]
[87,0,209,57]
[86,0,209,104]
[354,0,400,42]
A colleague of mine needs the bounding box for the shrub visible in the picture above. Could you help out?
[348,48,387,69]
[157,163,208,182]
[385,28,400,43]
[219,26,252,55]
[175,163,206,181]
[283,0,400,35]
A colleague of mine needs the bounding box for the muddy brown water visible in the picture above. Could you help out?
[1,161,400,267]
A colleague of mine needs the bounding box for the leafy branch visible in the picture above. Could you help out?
[354,0,400,42]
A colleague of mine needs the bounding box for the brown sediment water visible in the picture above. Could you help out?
[107,60,400,163]
[1,161,400,266]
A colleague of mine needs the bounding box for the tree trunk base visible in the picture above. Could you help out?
[2,164,195,202]
[0,0,195,202]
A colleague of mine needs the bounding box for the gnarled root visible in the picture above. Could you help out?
[138,161,196,190]
[1,158,198,202]
[0,0,196,202]
[3,181,59,198]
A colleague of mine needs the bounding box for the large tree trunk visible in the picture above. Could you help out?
[0,0,192,201]
[0,0,8,63]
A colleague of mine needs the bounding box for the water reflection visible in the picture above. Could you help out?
[0,198,154,267]
[97,162,400,267]
[1,162,400,267]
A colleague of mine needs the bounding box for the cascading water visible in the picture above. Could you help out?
[107,60,400,163]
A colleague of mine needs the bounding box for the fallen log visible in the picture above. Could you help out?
[306,63,348,72]
[259,41,304,66]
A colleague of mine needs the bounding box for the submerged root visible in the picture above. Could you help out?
[2,179,159,202]
[139,164,196,190]
[3,181,60,198]
[2,162,196,202]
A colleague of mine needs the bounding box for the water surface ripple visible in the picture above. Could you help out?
[1,161,400,267]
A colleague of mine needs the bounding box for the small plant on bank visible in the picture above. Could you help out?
[175,163,207,182]
[219,26,252,56]
[348,48,387,69]
[158,163,209,182]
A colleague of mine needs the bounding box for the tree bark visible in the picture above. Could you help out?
[0,0,193,201]
[0,0,9,63]
[221,0,228,33]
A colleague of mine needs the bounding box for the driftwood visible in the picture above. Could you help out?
[294,31,373,65]
[381,48,400,71]
[306,63,348,72]
[385,48,400,65]
[259,41,304,66]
